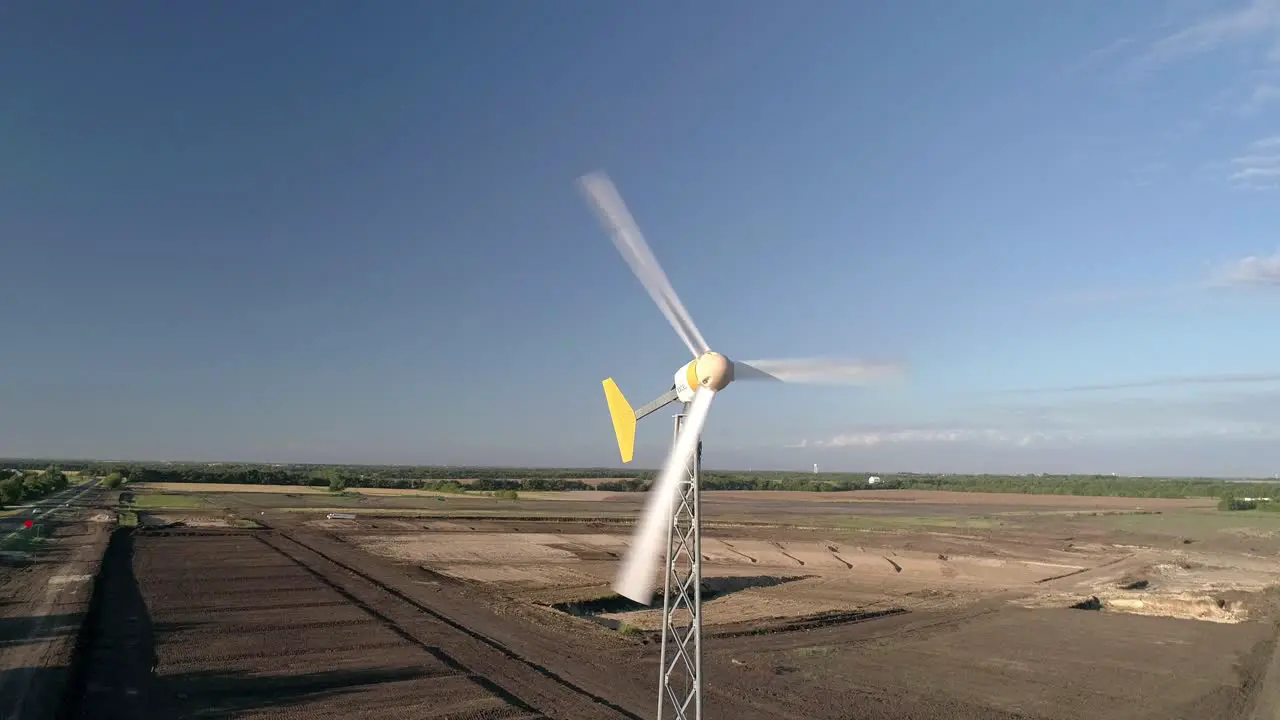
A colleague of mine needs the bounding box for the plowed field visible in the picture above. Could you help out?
[42,487,1280,719]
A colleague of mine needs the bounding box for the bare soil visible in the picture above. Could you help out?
[310,497,1280,718]
[26,488,1280,719]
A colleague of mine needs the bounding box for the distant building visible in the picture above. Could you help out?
[867,476,881,485]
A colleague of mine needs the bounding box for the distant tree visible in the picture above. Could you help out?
[102,472,124,489]
[422,480,464,494]
[11,459,1277,501]
[22,473,49,498]
[1218,493,1257,511]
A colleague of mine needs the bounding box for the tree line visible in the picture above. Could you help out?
[53,460,1280,501]
[1218,492,1280,512]
[0,466,71,509]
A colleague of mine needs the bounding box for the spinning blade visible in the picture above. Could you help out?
[579,172,710,358]
[613,386,715,604]
[735,358,904,385]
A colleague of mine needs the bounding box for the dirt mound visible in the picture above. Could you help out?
[1071,596,1103,610]
[1105,594,1244,623]
[1027,591,1250,622]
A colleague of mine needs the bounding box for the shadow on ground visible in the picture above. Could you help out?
[551,574,811,628]
[0,666,73,720]
[0,613,85,647]
[152,666,446,718]
[60,528,491,720]
[59,527,154,719]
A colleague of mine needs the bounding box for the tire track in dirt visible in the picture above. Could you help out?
[1245,620,1280,720]
[265,532,641,720]
[255,535,545,718]
[717,540,757,564]
[825,544,853,570]
[715,597,1012,653]
[1035,553,1134,586]
[769,541,805,567]
[708,608,910,639]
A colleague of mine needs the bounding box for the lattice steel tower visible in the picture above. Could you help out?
[656,409,703,719]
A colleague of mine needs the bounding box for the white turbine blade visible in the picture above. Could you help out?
[613,386,716,604]
[578,172,710,358]
[735,358,905,385]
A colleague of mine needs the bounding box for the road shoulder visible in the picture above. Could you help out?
[0,489,113,720]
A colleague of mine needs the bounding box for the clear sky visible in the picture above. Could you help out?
[2,2,1278,476]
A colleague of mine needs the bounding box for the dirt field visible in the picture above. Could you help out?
[305,492,1280,718]
[12,486,1279,719]
[340,510,1280,626]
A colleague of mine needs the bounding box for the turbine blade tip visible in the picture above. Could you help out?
[614,584,653,605]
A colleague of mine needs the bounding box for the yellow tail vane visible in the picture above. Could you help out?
[602,378,637,463]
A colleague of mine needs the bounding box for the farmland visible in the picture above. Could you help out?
[3,480,1280,718]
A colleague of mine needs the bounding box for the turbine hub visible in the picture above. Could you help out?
[695,351,733,392]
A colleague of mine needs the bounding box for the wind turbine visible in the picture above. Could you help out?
[578,172,902,720]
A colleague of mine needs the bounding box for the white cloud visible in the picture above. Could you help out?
[1225,136,1280,188]
[1013,371,1280,393]
[1061,248,1280,306]
[801,423,1278,451]
[1211,250,1280,285]
[790,385,1280,453]
[1067,37,1137,75]
[815,428,1012,448]
[796,425,1277,454]
[1242,81,1280,111]
[1135,0,1280,73]
[1089,2,1280,122]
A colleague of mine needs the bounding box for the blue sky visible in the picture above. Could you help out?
[2,2,1278,475]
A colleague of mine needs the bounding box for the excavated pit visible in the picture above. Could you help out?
[548,575,809,629]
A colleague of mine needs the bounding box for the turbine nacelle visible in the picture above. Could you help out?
[674,351,734,402]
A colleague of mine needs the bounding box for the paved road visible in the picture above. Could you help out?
[0,478,102,540]
[0,477,111,720]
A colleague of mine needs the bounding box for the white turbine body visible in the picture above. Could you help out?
[578,171,905,605]
[612,386,715,603]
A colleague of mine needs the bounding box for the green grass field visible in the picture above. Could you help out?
[276,506,624,518]
[803,515,1007,532]
[1101,509,1280,536]
[126,493,210,510]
